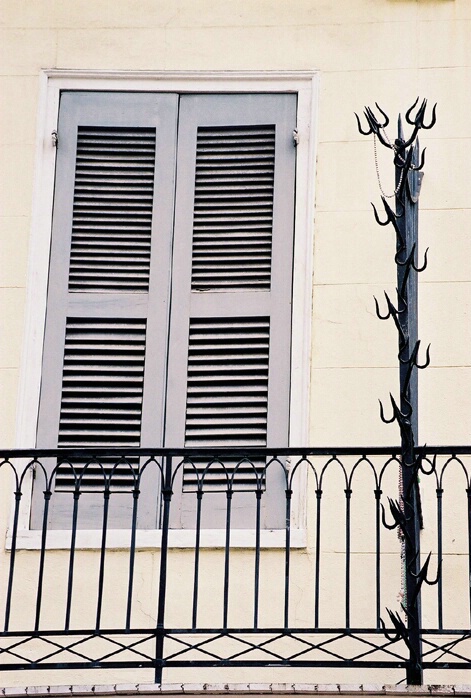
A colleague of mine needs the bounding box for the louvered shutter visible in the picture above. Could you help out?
[32,92,179,529]
[166,94,297,529]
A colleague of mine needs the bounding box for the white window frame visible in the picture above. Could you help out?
[10,70,319,550]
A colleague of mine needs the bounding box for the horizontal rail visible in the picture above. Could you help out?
[1,446,405,458]
[6,445,471,458]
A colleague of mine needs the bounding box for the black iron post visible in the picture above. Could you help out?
[155,455,173,683]
[394,123,423,685]
[356,99,437,685]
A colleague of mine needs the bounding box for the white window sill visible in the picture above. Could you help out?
[6,528,306,551]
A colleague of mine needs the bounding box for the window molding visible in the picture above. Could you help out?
[6,527,307,551]
[13,70,319,544]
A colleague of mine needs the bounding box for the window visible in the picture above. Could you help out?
[30,88,298,530]
[13,72,316,546]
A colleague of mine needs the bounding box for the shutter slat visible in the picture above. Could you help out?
[55,318,146,491]
[71,238,151,246]
[190,125,275,292]
[183,317,269,491]
[69,126,156,293]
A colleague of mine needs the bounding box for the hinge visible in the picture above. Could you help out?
[292,129,299,147]
[51,130,58,148]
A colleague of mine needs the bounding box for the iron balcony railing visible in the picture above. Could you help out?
[0,446,470,684]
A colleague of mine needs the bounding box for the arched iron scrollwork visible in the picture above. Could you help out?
[356,99,438,685]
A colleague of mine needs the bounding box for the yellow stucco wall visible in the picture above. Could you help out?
[1,0,471,689]
[1,0,471,445]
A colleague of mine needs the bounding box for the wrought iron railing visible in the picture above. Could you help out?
[1,446,471,684]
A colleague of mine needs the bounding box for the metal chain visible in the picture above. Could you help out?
[373,132,405,199]
[398,460,406,612]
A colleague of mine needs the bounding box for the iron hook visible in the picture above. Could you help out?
[380,614,402,643]
[409,147,426,172]
[421,102,437,130]
[413,247,429,273]
[410,551,441,587]
[354,111,373,136]
[415,342,431,370]
[374,291,400,321]
[380,497,403,530]
[405,97,426,127]
[374,102,390,128]
[364,105,393,148]
[371,199,395,227]
[382,609,416,659]
[379,398,396,425]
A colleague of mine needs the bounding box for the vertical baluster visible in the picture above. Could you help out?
[4,486,22,632]
[64,489,80,631]
[314,487,322,629]
[34,487,52,633]
[155,454,173,684]
[125,484,140,632]
[95,488,110,631]
[467,486,471,628]
[436,487,443,630]
[344,487,352,629]
[284,487,292,628]
[253,489,262,630]
[374,487,382,629]
[191,489,203,629]
[222,489,232,630]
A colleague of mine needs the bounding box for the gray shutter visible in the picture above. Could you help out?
[32,92,179,529]
[166,94,297,529]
